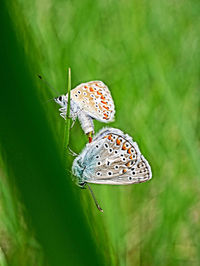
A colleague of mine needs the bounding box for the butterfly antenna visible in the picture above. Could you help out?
[37,74,59,94]
[43,96,57,105]
[87,184,103,213]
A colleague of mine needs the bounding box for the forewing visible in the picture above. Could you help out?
[71,81,115,122]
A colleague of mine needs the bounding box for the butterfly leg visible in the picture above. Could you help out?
[59,107,67,113]
[67,147,78,157]
[60,112,73,120]
[60,112,67,119]
[70,119,76,129]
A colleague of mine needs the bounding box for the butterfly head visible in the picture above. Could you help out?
[72,157,86,185]
[54,94,68,107]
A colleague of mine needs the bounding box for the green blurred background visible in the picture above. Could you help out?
[0,0,200,265]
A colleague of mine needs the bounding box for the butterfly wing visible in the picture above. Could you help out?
[71,81,115,122]
[74,127,152,185]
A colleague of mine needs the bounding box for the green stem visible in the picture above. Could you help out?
[63,68,71,156]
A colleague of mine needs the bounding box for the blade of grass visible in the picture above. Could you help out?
[63,68,71,157]
[0,247,8,266]
[0,4,105,265]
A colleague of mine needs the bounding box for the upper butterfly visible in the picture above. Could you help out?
[54,81,115,141]
[72,127,152,186]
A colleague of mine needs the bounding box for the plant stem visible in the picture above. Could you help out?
[63,68,71,157]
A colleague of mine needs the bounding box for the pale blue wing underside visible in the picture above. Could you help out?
[72,127,152,185]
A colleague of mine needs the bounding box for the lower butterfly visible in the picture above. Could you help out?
[72,127,152,211]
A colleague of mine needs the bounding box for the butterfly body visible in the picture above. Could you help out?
[72,127,152,186]
[55,81,115,135]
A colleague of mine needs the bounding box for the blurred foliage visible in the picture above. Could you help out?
[0,0,200,265]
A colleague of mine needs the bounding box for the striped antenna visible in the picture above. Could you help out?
[37,74,59,94]
[87,184,103,213]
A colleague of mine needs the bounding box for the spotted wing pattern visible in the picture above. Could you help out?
[77,128,152,185]
[71,81,115,122]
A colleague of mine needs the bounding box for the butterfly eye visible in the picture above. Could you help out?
[59,96,62,101]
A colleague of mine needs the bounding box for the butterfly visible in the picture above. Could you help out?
[72,127,152,211]
[54,81,115,142]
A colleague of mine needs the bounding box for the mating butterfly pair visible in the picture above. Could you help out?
[55,80,152,211]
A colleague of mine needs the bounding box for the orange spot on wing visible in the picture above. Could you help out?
[89,87,94,92]
[84,86,87,88]
[116,139,121,145]
[97,91,102,95]
[101,101,107,104]
[103,105,109,110]
[101,95,105,100]
[127,148,131,154]
[129,155,133,160]
[123,169,127,174]
[108,135,113,141]
[126,162,131,167]
[122,144,127,150]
